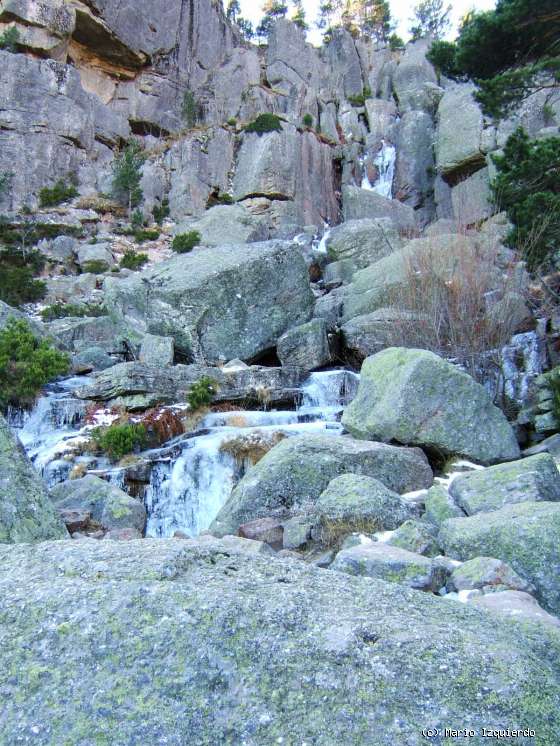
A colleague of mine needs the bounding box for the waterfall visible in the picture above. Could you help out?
[13,377,93,488]
[361,141,396,199]
[13,369,360,539]
[313,227,331,255]
[143,370,358,538]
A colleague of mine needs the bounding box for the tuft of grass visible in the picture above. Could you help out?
[39,180,78,208]
[120,251,149,271]
[172,231,201,254]
[244,113,283,135]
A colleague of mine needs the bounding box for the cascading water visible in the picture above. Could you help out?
[143,369,359,538]
[314,227,331,255]
[361,140,396,199]
[11,369,360,539]
[12,377,94,487]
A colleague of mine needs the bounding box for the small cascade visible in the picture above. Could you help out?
[313,227,331,255]
[369,140,396,199]
[143,369,358,538]
[500,330,548,406]
[13,377,93,487]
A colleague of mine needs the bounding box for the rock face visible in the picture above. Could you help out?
[448,557,536,595]
[211,434,433,537]
[310,473,417,534]
[1,538,559,743]
[448,454,560,516]
[325,218,403,272]
[277,319,331,372]
[332,541,447,592]
[435,84,485,176]
[472,591,560,630]
[0,415,68,543]
[439,501,560,615]
[342,186,416,232]
[50,475,146,534]
[342,348,520,465]
[104,241,314,364]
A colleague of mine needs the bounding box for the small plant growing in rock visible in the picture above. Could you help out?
[131,209,144,230]
[40,303,106,321]
[182,90,199,128]
[82,259,109,274]
[120,250,149,270]
[39,180,78,208]
[134,228,160,243]
[111,140,146,217]
[92,422,147,461]
[152,198,170,225]
[0,171,12,202]
[0,26,20,52]
[0,247,46,306]
[302,114,313,128]
[0,318,69,410]
[227,117,238,127]
[172,231,201,254]
[188,377,217,410]
[244,113,283,135]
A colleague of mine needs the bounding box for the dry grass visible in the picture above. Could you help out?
[310,515,381,549]
[386,233,528,381]
[219,431,286,466]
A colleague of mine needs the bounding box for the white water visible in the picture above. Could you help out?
[143,369,359,538]
[361,141,396,199]
[12,369,359,538]
[314,227,331,255]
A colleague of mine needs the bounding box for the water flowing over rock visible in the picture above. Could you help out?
[104,241,314,364]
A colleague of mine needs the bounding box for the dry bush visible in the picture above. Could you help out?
[387,234,528,381]
[219,431,286,466]
[310,516,381,549]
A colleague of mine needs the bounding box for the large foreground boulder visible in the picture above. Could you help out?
[210,434,433,537]
[0,539,559,743]
[448,454,560,516]
[342,348,520,464]
[439,501,560,615]
[104,240,314,364]
[0,415,67,543]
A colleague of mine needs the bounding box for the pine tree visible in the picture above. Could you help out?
[256,0,288,41]
[226,0,241,22]
[292,0,308,30]
[111,140,146,217]
[409,0,452,40]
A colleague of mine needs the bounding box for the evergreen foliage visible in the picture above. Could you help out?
[39,180,78,208]
[40,303,106,321]
[427,0,560,118]
[120,251,149,270]
[256,0,288,41]
[0,248,46,307]
[181,90,199,128]
[490,127,560,271]
[292,0,308,30]
[302,113,314,128]
[92,422,147,461]
[409,0,452,40]
[0,318,69,409]
[153,198,170,225]
[188,377,217,410]
[316,0,393,41]
[172,231,201,254]
[244,113,283,134]
[0,171,12,202]
[0,26,20,52]
[111,140,146,215]
[82,260,109,274]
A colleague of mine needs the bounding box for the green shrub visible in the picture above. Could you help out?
[92,422,147,461]
[227,117,238,127]
[302,113,313,128]
[347,88,372,106]
[152,198,170,225]
[491,127,560,271]
[0,318,69,409]
[111,140,146,215]
[0,248,46,307]
[244,113,283,135]
[38,180,78,208]
[182,90,199,128]
[134,229,159,243]
[131,209,144,229]
[172,231,201,254]
[188,376,217,410]
[0,171,12,201]
[82,259,109,274]
[40,303,106,321]
[120,250,149,270]
[206,191,234,208]
[389,33,405,51]
[0,26,20,52]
